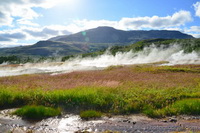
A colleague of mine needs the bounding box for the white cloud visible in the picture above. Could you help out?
[163,27,182,31]
[24,28,59,38]
[65,19,118,33]
[0,30,26,42]
[184,26,200,38]
[0,0,193,31]
[190,34,200,38]
[45,25,72,35]
[194,2,200,17]
[22,25,71,40]
[17,19,40,26]
[0,0,62,27]
[0,11,13,26]
[0,25,72,44]
[187,26,200,32]
[63,10,192,33]
[119,10,192,30]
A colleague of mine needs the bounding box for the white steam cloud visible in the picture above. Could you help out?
[0,44,199,77]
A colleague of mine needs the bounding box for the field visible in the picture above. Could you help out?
[0,64,200,118]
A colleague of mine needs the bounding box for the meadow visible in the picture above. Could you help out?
[0,64,199,118]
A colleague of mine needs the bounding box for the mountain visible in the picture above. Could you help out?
[0,26,194,57]
[49,26,193,43]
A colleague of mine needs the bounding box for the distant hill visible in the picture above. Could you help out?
[0,26,194,57]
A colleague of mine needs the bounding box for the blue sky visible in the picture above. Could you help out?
[0,0,200,47]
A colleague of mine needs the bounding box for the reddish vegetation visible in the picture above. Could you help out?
[0,64,199,90]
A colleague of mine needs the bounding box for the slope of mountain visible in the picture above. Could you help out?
[0,41,88,57]
[0,41,115,57]
[0,26,194,57]
[61,38,200,61]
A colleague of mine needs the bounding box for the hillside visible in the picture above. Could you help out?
[0,41,89,57]
[0,27,194,57]
[62,38,200,61]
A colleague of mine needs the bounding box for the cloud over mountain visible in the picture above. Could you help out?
[65,10,192,33]
[119,10,192,29]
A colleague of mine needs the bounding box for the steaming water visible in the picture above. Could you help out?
[0,44,199,77]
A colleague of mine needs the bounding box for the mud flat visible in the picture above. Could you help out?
[0,109,200,133]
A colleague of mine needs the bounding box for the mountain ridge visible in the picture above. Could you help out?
[0,26,194,57]
[50,26,194,43]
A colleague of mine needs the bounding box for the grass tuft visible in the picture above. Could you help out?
[80,110,102,120]
[13,105,61,120]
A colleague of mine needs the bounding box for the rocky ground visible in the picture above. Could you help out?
[0,109,200,133]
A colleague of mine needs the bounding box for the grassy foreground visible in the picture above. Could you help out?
[0,64,199,118]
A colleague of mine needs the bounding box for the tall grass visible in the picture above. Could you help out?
[0,86,199,116]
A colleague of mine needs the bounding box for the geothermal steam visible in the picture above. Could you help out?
[0,44,199,77]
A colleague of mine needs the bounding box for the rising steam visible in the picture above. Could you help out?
[0,44,199,77]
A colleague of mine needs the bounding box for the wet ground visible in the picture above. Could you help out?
[0,109,200,133]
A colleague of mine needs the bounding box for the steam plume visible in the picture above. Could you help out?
[0,44,199,77]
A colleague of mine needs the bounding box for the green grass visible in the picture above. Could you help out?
[0,86,199,117]
[133,65,200,73]
[161,67,200,73]
[80,110,102,120]
[147,98,200,118]
[13,105,61,120]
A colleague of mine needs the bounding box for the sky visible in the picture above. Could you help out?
[0,0,200,48]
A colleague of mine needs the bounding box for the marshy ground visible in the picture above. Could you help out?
[0,63,199,132]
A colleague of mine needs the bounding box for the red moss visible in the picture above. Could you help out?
[0,64,199,90]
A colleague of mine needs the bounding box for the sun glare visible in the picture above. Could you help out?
[53,0,82,12]
[57,0,76,6]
